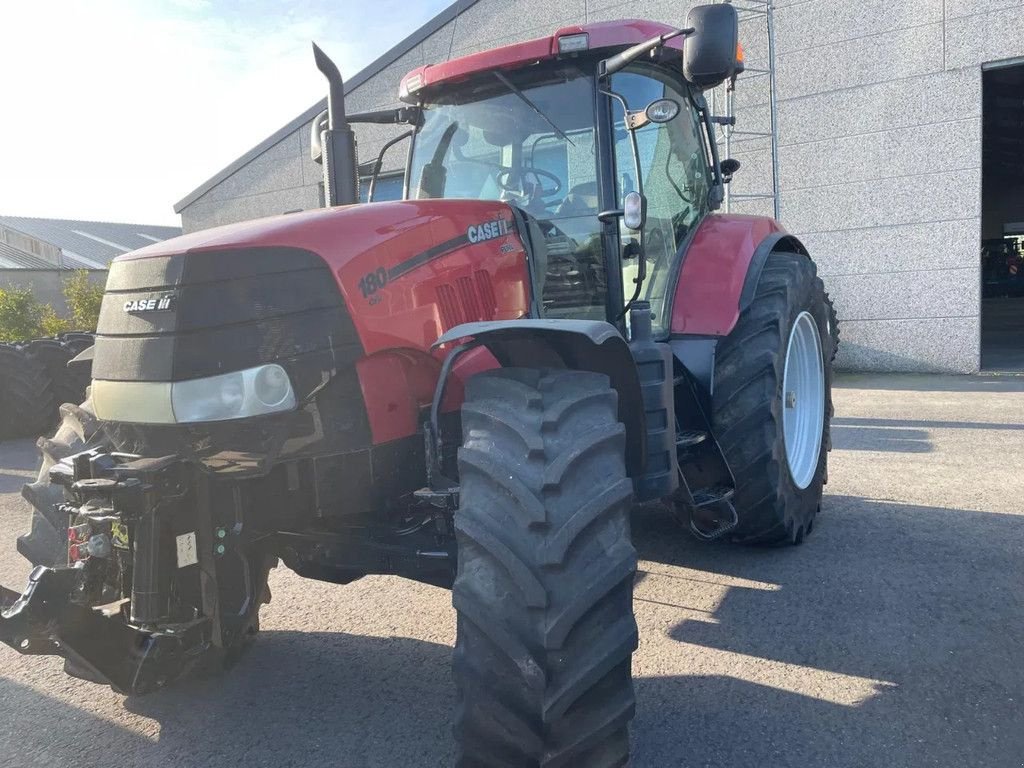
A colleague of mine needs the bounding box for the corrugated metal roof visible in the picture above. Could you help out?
[0,216,181,270]
[0,242,53,269]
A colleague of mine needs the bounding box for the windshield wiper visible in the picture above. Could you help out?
[493,71,574,147]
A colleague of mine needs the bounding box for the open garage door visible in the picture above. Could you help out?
[982,63,1024,371]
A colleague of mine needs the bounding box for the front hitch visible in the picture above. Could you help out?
[0,565,212,694]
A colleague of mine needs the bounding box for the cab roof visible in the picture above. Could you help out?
[399,19,681,103]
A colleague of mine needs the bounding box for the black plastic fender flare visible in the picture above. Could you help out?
[738,232,811,312]
[434,319,646,478]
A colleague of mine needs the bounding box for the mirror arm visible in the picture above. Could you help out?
[693,91,726,211]
[368,130,413,202]
[349,107,423,126]
[599,26,694,78]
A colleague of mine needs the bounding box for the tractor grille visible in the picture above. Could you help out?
[436,270,497,330]
[94,247,362,384]
[91,246,372,460]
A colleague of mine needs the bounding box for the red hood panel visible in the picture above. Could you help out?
[119,200,511,266]
[120,199,531,355]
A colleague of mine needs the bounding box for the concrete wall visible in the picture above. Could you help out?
[725,0,1020,373]
[178,0,1024,372]
[0,270,107,315]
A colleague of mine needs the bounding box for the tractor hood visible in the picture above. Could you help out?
[96,199,528,383]
[118,199,518,275]
[88,198,528,463]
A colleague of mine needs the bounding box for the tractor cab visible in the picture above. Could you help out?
[317,8,744,336]
[403,54,715,334]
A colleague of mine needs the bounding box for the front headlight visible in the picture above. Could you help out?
[92,364,297,424]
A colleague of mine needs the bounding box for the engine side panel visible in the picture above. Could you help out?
[669,214,785,337]
[330,203,530,354]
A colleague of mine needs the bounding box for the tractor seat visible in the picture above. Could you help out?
[555,181,599,217]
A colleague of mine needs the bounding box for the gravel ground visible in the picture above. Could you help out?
[1,373,1022,767]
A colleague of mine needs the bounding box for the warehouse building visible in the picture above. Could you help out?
[173,0,1024,373]
[0,216,181,312]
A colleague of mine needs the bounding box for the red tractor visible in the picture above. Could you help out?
[2,6,835,765]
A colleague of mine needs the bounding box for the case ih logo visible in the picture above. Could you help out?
[123,294,175,313]
[467,218,510,244]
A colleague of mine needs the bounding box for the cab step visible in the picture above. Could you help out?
[692,485,735,507]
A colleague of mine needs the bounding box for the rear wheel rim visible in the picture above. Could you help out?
[782,311,824,489]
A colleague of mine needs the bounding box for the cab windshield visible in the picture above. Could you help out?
[408,61,711,331]
[409,63,606,320]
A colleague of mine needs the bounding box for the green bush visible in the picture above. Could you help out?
[0,286,44,342]
[39,305,73,336]
[62,270,104,331]
[0,271,104,341]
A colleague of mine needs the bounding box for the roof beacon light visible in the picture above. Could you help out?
[558,33,590,54]
[400,73,424,101]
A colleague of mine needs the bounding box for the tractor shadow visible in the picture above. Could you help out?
[4,491,1022,768]
[0,677,155,767]
[629,493,1024,767]
[834,372,1024,394]
[0,471,31,494]
[122,630,457,767]
[0,437,39,493]
[830,414,1024,454]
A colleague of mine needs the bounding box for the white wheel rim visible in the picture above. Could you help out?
[782,311,825,489]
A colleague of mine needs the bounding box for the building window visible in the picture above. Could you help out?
[315,173,404,208]
[360,172,404,203]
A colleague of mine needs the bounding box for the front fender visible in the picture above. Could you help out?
[434,319,646,478]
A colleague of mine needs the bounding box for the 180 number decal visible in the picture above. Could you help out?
[358,268,388,302]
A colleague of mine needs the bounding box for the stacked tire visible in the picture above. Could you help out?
[0,333,93,440]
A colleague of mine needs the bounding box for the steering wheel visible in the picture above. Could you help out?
[496,167,563,198]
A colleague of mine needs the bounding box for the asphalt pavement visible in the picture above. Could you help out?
[1,373,1022,767]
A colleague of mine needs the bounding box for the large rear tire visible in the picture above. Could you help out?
[21,338,91,411]
[453,368,638,767]
[712,252,834,545]
[0,344,57,439]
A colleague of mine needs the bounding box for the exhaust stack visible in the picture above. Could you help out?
[312,43,359,207]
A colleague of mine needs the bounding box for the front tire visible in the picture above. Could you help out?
[453,368,638,767]
[712,252,834,545]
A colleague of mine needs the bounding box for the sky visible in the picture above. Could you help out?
[0,0,453,226]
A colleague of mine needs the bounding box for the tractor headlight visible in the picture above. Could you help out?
[92,364,297,424]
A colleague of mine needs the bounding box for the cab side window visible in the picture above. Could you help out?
[611,68,711,333]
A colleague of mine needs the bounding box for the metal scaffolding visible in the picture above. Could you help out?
[714,0,780,219]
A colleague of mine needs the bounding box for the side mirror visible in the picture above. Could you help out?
[720,157,741,183]
[684,4,743,89]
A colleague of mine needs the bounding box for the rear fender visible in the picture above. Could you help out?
[434,320,646,478]
[670,214,809,337]
[669,214,809,394]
